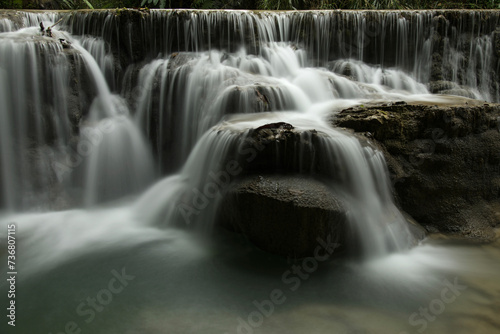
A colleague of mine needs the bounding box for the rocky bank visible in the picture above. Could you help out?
[333,98,500,242]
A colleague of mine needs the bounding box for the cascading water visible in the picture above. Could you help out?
[70,39,155,206]
[0,27,73,209]
[0,18,154,209]
[131,41,426,257]
[0,8,493,254]
[63,9,499,102]
[1,9,500,334]
[80,36,117,91]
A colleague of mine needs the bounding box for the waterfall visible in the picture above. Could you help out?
[61,9,500,103]
[0,19,154,210]
[134,112,416,258]
[129,39,426,258]
[0,18,16,32]
[80,36,117,91]
[0,27,73,209]
[0,9,498,256]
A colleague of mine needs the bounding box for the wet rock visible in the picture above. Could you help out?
[215,123,425,258]
[439,88,477,99]
[428,80,458,93]
[333,100,500,242]
[116,8,151,64]
[217,175,347,258]
[59,38,71,49]
[168,52,197,70]
[430,52,445,82]
[236,122,332,178]
[494,28,500,59]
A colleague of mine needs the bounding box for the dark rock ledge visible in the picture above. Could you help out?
[332,98,500,242]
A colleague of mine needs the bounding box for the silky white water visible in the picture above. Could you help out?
[0,10,499,334]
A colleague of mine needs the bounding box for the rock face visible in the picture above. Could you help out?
[218,175,347,258]
[237,122,329,177]
[213,122,349,257]
[215,122,426,258]
[333,100,500,241]
[209,122,349,257]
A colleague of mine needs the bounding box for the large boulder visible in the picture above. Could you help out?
[214,122,426,258]
[237,122,329,177]
[217,175,348,258]
[333,99,500,241]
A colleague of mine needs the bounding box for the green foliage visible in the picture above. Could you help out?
[97,0,139,8]
[140,0,167,8]
[298,0,500,9]
[258,0,298,10]
[57,0,95,9]
[191,0,215,8]
[489,0,500,8]
[0,0,22,8]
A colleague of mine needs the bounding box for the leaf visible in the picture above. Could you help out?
[83,0,94,9]
[60,0,75,9]
[202,0,214,8]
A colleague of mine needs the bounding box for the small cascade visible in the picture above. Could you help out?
[130,40,424,258]
[59,9,499,103]
[0,18,16,32]
[0,27,73,210]
[126,20,452,258]
[330,59,429,94]
[67,40,156,206]
[0,20,154,209]
[79,36,117,91]
[131,44,309,171]
[134,106,415,258]
[131,41,433,172]
[22,11,60,27]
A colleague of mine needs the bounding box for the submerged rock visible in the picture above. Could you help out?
[218,175,347,258]
[333,99,500,242]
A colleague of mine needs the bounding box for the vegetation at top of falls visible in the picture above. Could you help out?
[59,0,94,9]
[0,0,139,9]
[1,0,499,10]
[140,0,165,8]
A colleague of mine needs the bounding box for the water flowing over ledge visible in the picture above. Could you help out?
[0,9,499,242]
[3,9,498,99]
[0,8,499,245]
